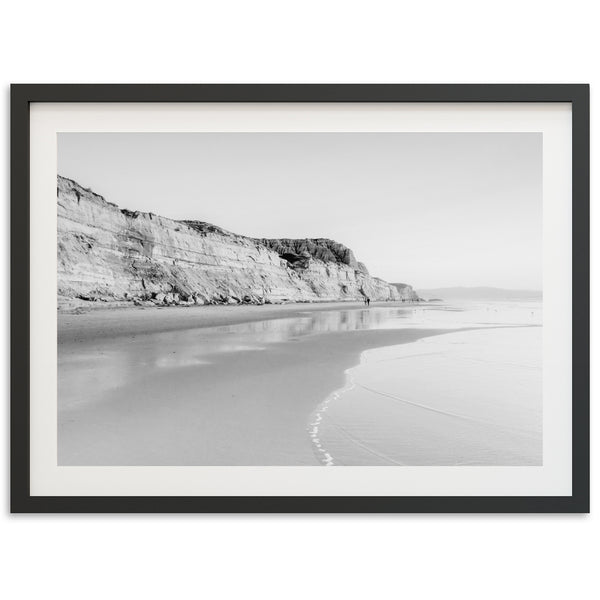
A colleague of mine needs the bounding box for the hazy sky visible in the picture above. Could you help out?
[58,132,542,289]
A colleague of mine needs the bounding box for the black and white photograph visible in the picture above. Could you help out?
[3,3,595,594]
[4,0,598,594]
[57,131,544,467]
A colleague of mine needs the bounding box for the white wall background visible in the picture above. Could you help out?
[0,1,596,599]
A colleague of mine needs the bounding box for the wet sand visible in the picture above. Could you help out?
[58,303,453,465]
[58,301,412,343]
[58,301,542,466]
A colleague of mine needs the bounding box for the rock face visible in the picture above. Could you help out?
[57,175,418,307]
[391,283,420,302]
[257,238,367,272]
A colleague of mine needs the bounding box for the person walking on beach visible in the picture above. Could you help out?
[366,297,370,307]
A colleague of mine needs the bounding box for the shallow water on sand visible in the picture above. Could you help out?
[58,304,454,412]
[58,301,542,465]
[309,301,542,466]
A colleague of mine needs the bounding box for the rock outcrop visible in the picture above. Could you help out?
[257,238,367,273]
[391,283,420,302]
[57,175,418,307]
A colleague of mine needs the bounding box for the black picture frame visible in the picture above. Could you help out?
[11,84,590,513]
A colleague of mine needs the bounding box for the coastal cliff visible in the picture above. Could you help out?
[57,175,419,307]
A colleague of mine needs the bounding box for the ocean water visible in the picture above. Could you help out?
[309,301,543,466]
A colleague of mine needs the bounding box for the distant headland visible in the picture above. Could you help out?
[417,286,542,302]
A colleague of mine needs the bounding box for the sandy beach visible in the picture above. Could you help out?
[58,301,411,343]
[58,300,542,466]
[58,302,452,465]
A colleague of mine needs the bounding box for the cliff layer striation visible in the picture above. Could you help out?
[57,175,419,307]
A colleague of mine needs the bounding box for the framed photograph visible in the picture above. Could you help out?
[11,84,589,513]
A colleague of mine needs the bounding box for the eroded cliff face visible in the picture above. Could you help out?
[57,175,418,307]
